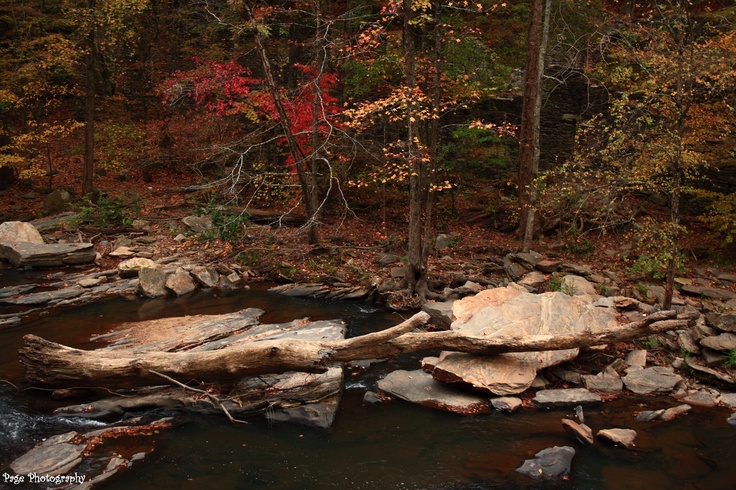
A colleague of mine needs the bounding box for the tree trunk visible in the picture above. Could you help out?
[19,310,687,389]
[517,0,551,251]
[251,12,320,245]
[82,0,97,197]
[404,0,426,296]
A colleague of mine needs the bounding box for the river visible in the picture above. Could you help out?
[1,267,735,489]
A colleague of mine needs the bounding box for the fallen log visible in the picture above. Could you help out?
[19,310,688,389]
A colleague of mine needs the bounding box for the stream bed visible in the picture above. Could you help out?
[1,267,736,489]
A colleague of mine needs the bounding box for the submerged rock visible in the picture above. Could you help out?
[515,446,576,480]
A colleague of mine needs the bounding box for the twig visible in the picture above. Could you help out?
[148,370,248,425]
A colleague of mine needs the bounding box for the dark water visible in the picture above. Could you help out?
[1,268,736,489]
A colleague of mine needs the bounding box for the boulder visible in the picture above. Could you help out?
[136,267,168,298]
[42,188,72,215]
[622,366,682,394]
[421,300,454,329]
[0,221,44,244]
[118,257,157,278]
[377,369,492,414]
[515,446,575,480]
[191,266,220,288]
[165,268,197,296]
[435,286,619,394]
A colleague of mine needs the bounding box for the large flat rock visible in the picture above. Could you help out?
[433,286,620,394]
[0,241,96,267]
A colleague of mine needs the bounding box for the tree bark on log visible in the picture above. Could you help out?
[19,310,688,389]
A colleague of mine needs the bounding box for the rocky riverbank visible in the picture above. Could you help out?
[3,215,736,483]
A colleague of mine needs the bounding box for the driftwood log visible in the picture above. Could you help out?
[19,310,688,389]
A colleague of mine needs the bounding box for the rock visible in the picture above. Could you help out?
[78,277,104,288]
[535,258,562,273]
[182,215,213,234]
[581,367,623,393]
[0,242,96,267]
[0,284,35,298]
[515,446,575,480]
[719,393,736,408]
[680,389,719,407]
[636,404,691,422]
[165,267,197,296]
[136,267,168,298]
[597,428,637,448]
[532,388,602,408]
[270,283,329,297]
[681,285,736,301]
[436,287,620,395]
[455,281,483,296]
[727,413,736,426]
[504,260,528,282]
[518,271,546,291]
[10,431,84,476]
[118,257,157,278]
[700,348,727,368]
[42,188,72,215]
[421,300,454,329]
[625,350,648,371]
[623,366,682,394]
[562,418,594,445]
[560,263,593,277]
[377,369,492,414]
[376,253,401,266]
[385,267,405,281]
[561,275,597,296]
[0,286,85,306]
[263,368,343,429]
[363,391,383,405]
[108,246,136,258]
[0,221,44,244]
[685,356,735,383]
[511,251,543,269]
[435,233,454,251]
[676,329,701,354]
[490,396,522,412]
[714,313,736,333]
[700,332,736,351]
[432,351,539,395]
[191,266,220,288]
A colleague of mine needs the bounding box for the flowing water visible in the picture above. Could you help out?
[1,266,736,489]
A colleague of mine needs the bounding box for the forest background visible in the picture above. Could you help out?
[0,0,735,307]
